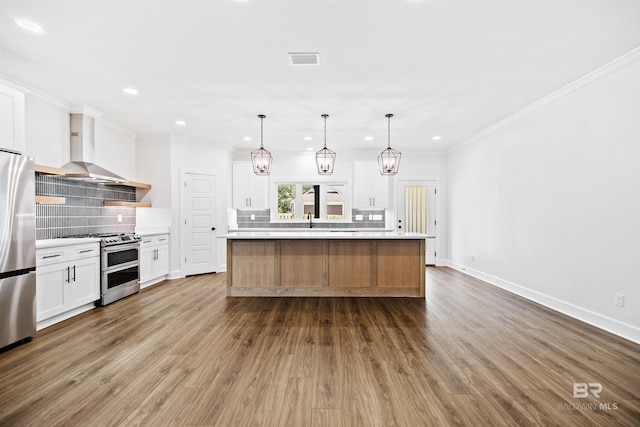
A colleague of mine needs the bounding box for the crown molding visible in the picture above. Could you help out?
[0,75,32,93]
[448,47,640,154]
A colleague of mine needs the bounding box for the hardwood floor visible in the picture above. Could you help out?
[1,267,639,426]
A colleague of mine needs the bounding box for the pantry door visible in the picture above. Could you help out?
[182,171,217,275]
[396,180,437,265]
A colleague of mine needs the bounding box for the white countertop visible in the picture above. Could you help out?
[36,238,101,249]
[222,231,434,240]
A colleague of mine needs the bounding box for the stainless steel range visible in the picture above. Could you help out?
[97,233,142,306]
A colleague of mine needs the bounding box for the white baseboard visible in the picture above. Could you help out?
[36,303,95,331]
[168,270,184,280]
[140,276,168,289]
[444,261,640,345]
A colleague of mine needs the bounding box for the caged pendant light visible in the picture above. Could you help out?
[251,114,272,175]
[315,114,336,175]
[377,113,401,175]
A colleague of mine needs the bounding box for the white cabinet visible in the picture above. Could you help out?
[353,161,390,209]
[232,161,268,209]
[36,242,100,328]
[140,234,169,287]
[0,82,27,154]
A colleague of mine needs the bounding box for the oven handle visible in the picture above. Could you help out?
[102,260,140,274]
[102,242,141,253]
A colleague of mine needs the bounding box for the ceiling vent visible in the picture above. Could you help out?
[288,52,320,65]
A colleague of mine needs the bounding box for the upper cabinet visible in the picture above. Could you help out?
[232,161,268,209]
[353,161,390,209]
[0,81,27,154]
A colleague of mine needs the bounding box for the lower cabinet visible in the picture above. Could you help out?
[140,234,169,287]
[36,242,100,329]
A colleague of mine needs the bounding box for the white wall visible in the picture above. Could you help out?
[94,120,137,180]
[447,50,640,343]
[24,91,137,178]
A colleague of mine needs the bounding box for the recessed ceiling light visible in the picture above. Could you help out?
[243,137,252,141]
[123,87,139,95]
[304,136,312,141]
[365,136,374,141]
[432,135,441,141]
[15,18,43,33]
[175,120,186,126]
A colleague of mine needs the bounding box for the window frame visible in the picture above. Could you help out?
[272,180,351,223]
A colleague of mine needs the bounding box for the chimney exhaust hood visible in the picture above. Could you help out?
[62,113,127,183]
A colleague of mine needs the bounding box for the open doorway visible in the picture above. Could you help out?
[397,180,436,265]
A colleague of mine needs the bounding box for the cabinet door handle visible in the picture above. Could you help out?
[249,197,252,207]
[43,254,62,259]
[66,266,70,283]
[72,265,76,282]
[373,197,375,206]
[158,238,167,242]
[79,249,94,254]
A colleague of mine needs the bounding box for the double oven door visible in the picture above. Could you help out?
[101,242,140,303]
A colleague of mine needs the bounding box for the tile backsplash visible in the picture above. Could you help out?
[35,174,136,239]
[236,209,386,229]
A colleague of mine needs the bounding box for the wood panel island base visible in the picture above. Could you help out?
[224,232,427,297]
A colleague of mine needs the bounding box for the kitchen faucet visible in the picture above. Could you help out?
[308,213,314,228]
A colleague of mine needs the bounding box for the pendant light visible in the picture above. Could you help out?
[377,113,401,175]
[251,114,272,175]
[315,114,336,175]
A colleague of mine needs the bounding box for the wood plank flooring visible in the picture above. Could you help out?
[1,267,639,426]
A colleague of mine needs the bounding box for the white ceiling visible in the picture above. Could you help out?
[1,0,638,153]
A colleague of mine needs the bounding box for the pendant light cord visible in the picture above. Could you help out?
[322,114,329,148]
[386,113,393,149]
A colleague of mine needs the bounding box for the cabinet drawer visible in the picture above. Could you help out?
[140,234,169,247]
[36,249,66,267]
[71,244,100,260]
[36,243,100,266]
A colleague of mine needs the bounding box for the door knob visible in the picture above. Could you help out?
[211,227,216,231]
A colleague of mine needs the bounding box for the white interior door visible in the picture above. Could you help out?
[397,180,436,265]
[183,172,217,276]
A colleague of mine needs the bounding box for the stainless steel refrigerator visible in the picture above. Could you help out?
[0,150,36,348]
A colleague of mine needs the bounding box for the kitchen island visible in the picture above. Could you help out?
[223,231,429,297]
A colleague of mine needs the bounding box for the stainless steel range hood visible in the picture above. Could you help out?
[62,114,127,183]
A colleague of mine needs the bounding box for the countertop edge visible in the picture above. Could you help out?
[221,232,433,240]
[36,238,102,249]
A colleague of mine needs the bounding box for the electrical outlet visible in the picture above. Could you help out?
[250,214,255,221]
[615,293,624,307]
[117,214,122,223]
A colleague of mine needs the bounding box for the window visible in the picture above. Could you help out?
[326,185,345,219]
[277,184,296,220]
[303,185,319,219]
[275,182,349,221]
